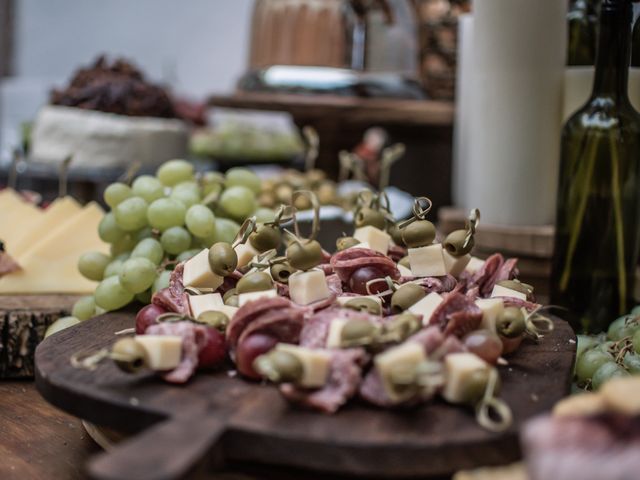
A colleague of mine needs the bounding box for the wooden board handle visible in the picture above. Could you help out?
[87,414,227,480]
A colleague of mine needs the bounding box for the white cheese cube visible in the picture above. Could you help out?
[375,342,426,402]
[347,241,371,250]
[288,269,331,306]
[353,226,390,254]
[235,242,260,269]
[475,298,504,333]
[465,256,485,274]
[336,295,382,308]
[408,292,443,325]
[238,288,278,307]
[188,293,224,319]
[135,335,182,371]
[408,244,447,277]
[398,264,413,277]
[218,305,239,320]
[442,352,491,404]
[183,249,224,290]
[491,284,527,301]
[276,344,332,388]
[443,251,471,278]
[326,318,348,348]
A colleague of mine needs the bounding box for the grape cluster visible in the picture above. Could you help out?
[574,305,640,390]
[73,161,271,319]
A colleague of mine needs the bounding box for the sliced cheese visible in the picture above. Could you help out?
[218,305,239,319]
[276,344,332,388]
[336,295,382,308]
[235,242,259,269]
[476,298,504,333]
[135,335,182,371]
[183,249,223,290]
[11,196,82,259]
[0,202,107,294]
[289,269,331,306]
[443,251,471,278]
[238,288,278,307]
[398,264,413,277]
[326,318,348,348]
[188,293,224,318]
[375,342,426,402]
[408,244,447,277]
[353,226,390,254]
[465,256,485,274]
[0,189,44,250]
[491,284,527,301]
[442,352,490,404]
[409,292,443,325]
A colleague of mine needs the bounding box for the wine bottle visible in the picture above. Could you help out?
[567,0,599,66]
[633,14,640,67]
[551,0,640,333]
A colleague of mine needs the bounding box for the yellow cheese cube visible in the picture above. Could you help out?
[238,288,278,307]
[183,249,223,290]
[375,342,426,402]
[409,291,443,325]
[408,244,447,277]
[218,305,239,319]
[135,335,183,371]
[465,256,486,274]
[326,318,348,348]
[289,269,331,306]
[443,251,471,278]
[491,284,527,301]
[353,226,390,254]
[235,242,259,269]
[475,298,504,333]
[398,264,413,277]
[188,293,224,318]
[442,352,490,404]
[276,344,332,388]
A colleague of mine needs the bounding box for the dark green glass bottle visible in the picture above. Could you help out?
[632,14,640,67]
[567,0,598,66]
[551,0,640,334]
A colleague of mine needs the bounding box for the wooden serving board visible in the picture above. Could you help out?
[35,312,576,480]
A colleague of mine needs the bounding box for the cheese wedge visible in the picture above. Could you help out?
[326,318,348,348]
[183,249,223,290]
[0,189,44,249]
[476,298,504,333]
[443,251,471,278]
[238,288,278,307]
[289,269,331,306]
[375,342,426,402]
[235,242,259,269]
[275,344,332,388]
[408,244,447,277]
[0,202,108,293]
[409,292,443,325]
[188,293,224,318]
[442,352,491,404]
[353,226,390,254]
[135,335,182,371]
[11,196,82,259]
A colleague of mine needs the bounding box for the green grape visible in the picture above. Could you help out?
[185,204,216,238]
[95,306,106,316]
[119,257,157,294]
[202,172,224,197]
[44,316,81,338]
[77,251,110,281]
[219,186,256,222]
[135,289,152,304]
[213,217,241,244]
[104,182,132,208]
[104,259,125,278]
[147,198,186,230]
[72,296,96,321]
[594,341,616,354]
[135,227,154,242]
[132,175,165,203]
[575,349,613,384]
[110,234,137,257]
[591,361,629,390]
[98,212,126,243]
[170,181,201,208]
[114,196,149,231]
[576,334,599,362]
[225,167,261,194]
[607,315,639,341]
[95,276,135,311]
[176,249,200,263]
[161,226,192,255]
[631,305,640,316]
[156,159,194,186]
[623,352,640,374]
[633,329,640,354]
[153,270,171,293]
[196,231,216,248]
[113,252,131,262]
[131,238,164,266]
[255,207,276,224]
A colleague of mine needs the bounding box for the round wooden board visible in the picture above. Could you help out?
[35,312,576,480]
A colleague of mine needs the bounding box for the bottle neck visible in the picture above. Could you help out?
[591,1,632,101]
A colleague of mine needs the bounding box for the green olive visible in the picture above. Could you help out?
[225,294,239,307]
[223,288,237,303]
[236,271,273,294]
[336,236,360,251]
[443,229,474,257]
[382,313,422,342]
[457,369,492,405]
[355,207,386,230]
[316,181,337,205]
[270,262,295,284]
[249,225,282,252]
[293,195,312,211]
[197,311,229,331]
[286,239,323,271]
[390,284,426,313]
[208,242,238,277]
[398,256,411,268]
[341,319,378,345]
[344,297,382,316]
[388,223,405,247]
[112,337,147,373]
[496,307,526,339]
[496,280,534,297]
[306,169,326,185]
[275,183,294,204]
[253,350,303,383]
[401,220,436,248]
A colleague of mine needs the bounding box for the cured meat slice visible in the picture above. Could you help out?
[500,296,541,312]
[325,273,343,296]
[145,321,208,384]
[151,263,189,315]
[330,247,400,284]
[399,275,458,295]
[227,296,293,349]
[237,307,305,348]
[467,253,504,297]
[280,348,367,413]
[300,307,384,348]
[495,258,519,285]
[429,292,482,337]
[215,270,243,295]
[406,326,445,354]
[388,244,407,263]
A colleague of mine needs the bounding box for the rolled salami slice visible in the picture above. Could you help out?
[215,270,243,296]
[399,274,458,295]
[280,348,368,413]
[330,247,400,284]
[388,244,407,263]
[429,292,482,338]
[226,297,294,350]
[237,307,305,348]
[151,262,189,315]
